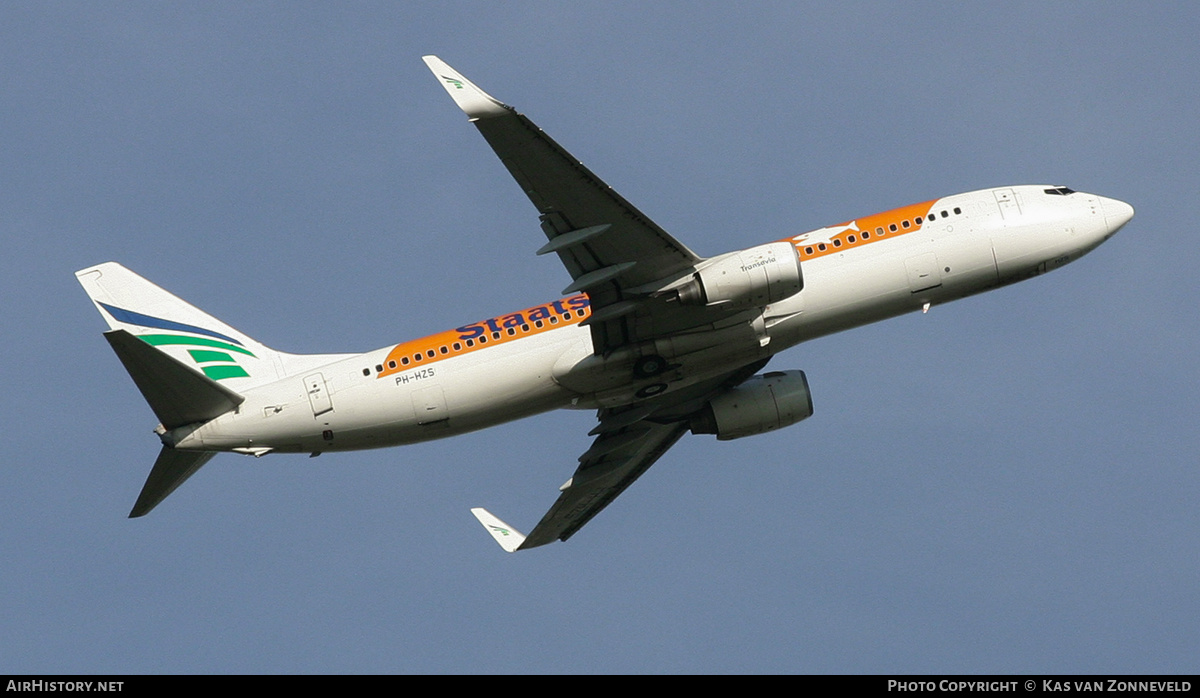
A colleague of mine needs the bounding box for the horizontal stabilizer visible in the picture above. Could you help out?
[470,508,528,553]
[104,329,244,430]
[130,447,217,518]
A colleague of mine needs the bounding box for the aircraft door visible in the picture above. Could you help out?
[904,252,943,293]
[412,385,449,426]
[304,372,333,416]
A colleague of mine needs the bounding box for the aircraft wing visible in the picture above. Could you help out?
[424,56,733,354]
[495,420,690,550]
[471,359,769,551]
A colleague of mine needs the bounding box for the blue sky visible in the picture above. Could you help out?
[2,2,1197,673]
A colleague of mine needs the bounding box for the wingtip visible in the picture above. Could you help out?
[470,507,527,553]
[422,56,510,119]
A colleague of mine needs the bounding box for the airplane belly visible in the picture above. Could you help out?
[421,338,578,435]
[79,54,1135,536]
[553,316,772,407]
[780,227,1012,346]
[786,252,917,341]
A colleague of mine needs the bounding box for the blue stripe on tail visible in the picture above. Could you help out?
[98,302,245,346]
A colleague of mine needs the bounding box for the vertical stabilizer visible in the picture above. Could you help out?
[76,262,286,390]
[78,262,356,518]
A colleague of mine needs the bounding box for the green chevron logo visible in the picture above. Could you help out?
[139,334,255,381]
[441,75,464,90]
[98,302,256,381]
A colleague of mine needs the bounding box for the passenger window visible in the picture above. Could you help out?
[833,239,842,247]
[848,235,856,243]
[388,360,396,369]
[953,207,961,214]
[401,357,410,365]
[889,224,897,232]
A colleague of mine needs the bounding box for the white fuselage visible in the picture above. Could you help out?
[169,186,1131,456]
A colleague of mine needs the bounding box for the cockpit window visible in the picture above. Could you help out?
[1043,186,1076,196]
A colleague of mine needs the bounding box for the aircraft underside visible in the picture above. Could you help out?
[76,56,1133,550]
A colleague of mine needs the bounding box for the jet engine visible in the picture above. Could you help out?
[676,241,803,309]
[690,370,814,440]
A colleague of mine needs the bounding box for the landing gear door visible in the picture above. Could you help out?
[304,372,333,417]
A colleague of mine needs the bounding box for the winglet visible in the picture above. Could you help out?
[470,507,527,553]
[422,55,510,120]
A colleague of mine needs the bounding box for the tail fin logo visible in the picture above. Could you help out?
[99,302,255,381]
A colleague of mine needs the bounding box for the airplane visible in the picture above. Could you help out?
[76,56,1134,552]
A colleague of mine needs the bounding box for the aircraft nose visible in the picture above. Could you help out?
[1099,196,1135,236]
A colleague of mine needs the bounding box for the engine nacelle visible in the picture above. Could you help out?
[690,370,814,441]
[676,241,803,309]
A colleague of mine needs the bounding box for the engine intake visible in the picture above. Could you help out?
[677,241,803,309]
[691,370,814,441]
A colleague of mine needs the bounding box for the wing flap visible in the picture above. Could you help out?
[469,110,701,289]
[519,421,689,549]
